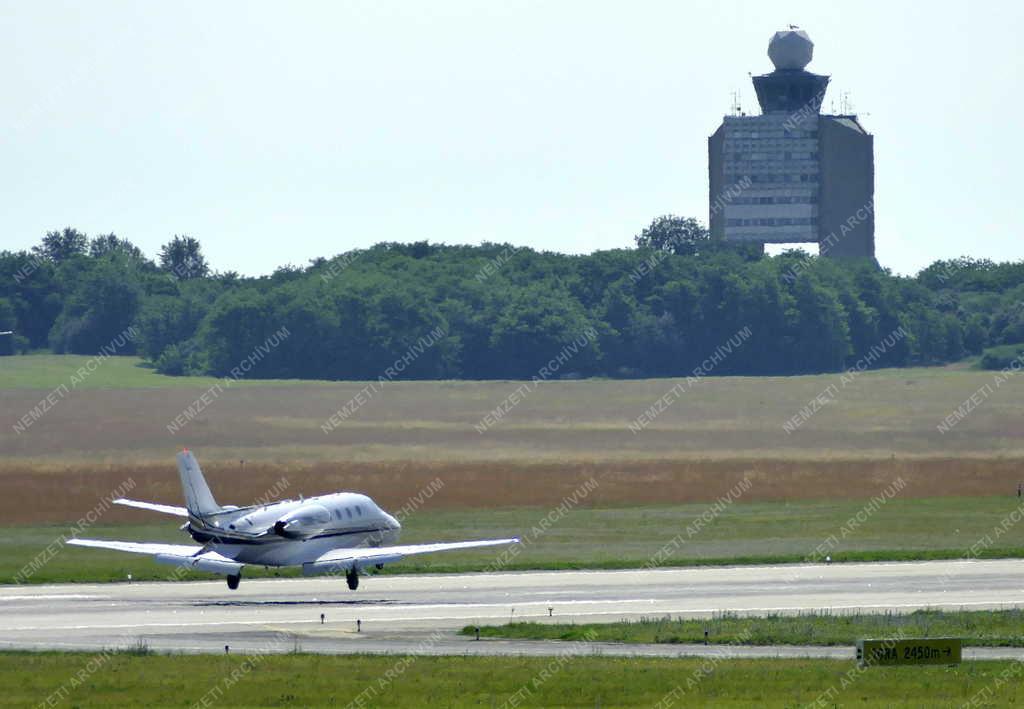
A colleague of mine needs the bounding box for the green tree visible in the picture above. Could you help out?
[0,298,16,355]
[89,234,148,264]
[33,228,88,264]
[634,216,710,256]
[488,286,599,379]
[134,295,206,362]
[159,235,209,280]
[788,275,851,373]
[48,260,141,354]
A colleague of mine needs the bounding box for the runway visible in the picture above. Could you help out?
[4,559,1024,657]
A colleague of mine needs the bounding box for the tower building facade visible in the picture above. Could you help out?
[708,29,874,260]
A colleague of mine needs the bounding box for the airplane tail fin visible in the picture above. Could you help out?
[176,450,220,517]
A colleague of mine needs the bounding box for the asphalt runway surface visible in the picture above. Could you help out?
[4,560,1024,658]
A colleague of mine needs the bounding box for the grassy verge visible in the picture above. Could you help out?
[6,496,1024,583]
[464,609,1024,647]
[1,651,1020,707]
[0,354,319,389]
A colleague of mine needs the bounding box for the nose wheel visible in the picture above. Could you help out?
[226,574,241,590]
[346,568,359,590]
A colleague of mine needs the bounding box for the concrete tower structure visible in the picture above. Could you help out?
[708,29,875,260]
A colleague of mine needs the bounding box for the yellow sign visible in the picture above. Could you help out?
[857,638,962,666]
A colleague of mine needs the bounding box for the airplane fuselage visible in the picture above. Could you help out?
[186,492,402,567]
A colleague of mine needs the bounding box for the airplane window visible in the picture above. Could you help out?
[356,506,362,515]
[346,508,353,519]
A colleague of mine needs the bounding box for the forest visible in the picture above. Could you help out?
[1,223,1022,380]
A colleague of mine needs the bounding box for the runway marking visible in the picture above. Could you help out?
[0,594,103,601]
[7,599,1024,633]
[9,557,1012,592]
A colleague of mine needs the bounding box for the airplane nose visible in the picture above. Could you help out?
[385,513,401,530]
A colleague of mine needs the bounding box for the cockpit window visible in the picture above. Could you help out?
[356,505,362,516]
[346,508,353,519]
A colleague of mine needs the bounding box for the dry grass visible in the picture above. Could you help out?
[4,456,1024,525]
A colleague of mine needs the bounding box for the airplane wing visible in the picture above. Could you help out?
[68,539,243,576]
[114,498,189,517]
[68,539,202,556]
[306,537,520,572]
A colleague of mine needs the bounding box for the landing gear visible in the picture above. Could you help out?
[227,574,241,590]
[346,568,359,590]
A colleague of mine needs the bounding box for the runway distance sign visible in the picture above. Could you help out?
[856,638,962,666]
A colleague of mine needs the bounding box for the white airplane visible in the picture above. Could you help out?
[69,450,518,590]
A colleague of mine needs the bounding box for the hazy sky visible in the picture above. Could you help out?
[2,1,1021,276]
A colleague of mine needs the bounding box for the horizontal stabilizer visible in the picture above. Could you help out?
[114,498,189,517]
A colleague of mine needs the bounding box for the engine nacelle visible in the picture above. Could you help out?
[272,504,331,539]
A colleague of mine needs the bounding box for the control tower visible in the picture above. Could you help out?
[708,29,875,260]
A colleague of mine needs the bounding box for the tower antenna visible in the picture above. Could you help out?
[840,91,853,114]
[730,89,742,116]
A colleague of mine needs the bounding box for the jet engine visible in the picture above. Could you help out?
[272,504,331,539]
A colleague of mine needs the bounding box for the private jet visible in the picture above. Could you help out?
[69,450,518,590]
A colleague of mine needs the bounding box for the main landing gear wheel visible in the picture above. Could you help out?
[346,568,359,590]
[227,574,241,590]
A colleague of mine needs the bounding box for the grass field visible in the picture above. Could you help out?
[2,355,1022,467]
[466,609,1024,647]
[6,496,1024,583]
[1,651,1019,707]
[0,354,311,390]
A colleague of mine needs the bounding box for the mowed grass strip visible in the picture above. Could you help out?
[465,609,1024,647]
[5,496,1024,583]
[0,354,319,389]
[2,652,1021,708]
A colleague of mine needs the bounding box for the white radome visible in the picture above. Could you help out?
[768,29,814,71]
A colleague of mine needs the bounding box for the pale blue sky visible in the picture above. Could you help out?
[2,1,1021,276]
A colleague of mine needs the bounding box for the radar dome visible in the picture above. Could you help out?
[768,29,813,71]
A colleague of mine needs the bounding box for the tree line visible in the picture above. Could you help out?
[1,222,1022,379]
